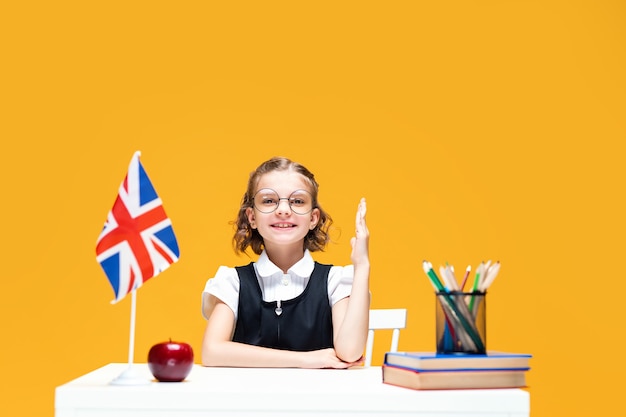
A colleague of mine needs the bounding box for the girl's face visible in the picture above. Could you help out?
[246,170,320,251]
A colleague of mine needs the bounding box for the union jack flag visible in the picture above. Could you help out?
[96,151,180,303]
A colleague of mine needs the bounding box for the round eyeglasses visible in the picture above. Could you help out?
[253,188,315,215]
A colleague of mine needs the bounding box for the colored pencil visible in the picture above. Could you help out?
[460,265,471,290]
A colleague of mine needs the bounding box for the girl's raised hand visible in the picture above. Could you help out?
[350,198,369,267]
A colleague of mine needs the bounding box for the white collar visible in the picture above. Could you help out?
[255,249,315,278]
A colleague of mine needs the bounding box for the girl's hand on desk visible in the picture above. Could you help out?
[301,348,363,369]
[350,198,369,268]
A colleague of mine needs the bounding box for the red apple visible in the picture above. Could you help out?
[148,339,194,382]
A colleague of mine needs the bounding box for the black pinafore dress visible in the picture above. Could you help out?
[233,262,334,351]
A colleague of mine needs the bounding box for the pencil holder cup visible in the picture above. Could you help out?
[435,291,486,354]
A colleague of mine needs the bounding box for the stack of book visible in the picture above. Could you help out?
[382,351,531,390]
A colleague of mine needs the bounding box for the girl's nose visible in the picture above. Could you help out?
[276,198,292,215]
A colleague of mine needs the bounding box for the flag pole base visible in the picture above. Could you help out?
[110,365,151,386]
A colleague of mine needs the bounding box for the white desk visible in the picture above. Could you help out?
[55,363,530,417]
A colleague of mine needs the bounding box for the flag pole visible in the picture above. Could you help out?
[110,289,150,385]
[128,288,137,365]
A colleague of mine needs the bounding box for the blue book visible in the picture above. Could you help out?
[384,351,532,372]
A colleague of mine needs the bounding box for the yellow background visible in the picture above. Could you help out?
[1,1,624,416]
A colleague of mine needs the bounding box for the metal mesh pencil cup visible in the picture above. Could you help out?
[435,291,486,354]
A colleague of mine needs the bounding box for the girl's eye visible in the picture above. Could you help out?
[262,197,277,205]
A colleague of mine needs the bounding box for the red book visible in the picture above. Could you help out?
[382,364,527,390]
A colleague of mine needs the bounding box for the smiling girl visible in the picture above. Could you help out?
[201,156,370,368]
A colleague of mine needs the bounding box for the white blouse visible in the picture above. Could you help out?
[202,250,354,320]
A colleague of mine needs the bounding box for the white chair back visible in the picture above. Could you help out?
[365,308,407,367]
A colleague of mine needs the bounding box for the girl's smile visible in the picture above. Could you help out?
[271,222,297,228]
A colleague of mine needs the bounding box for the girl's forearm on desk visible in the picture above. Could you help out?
[203,339,302,367]
[202,339,355,369]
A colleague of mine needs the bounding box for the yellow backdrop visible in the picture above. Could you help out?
[1,2,624,416]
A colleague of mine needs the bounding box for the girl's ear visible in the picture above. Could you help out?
[309,208,320,230]
[246,207,256,229]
